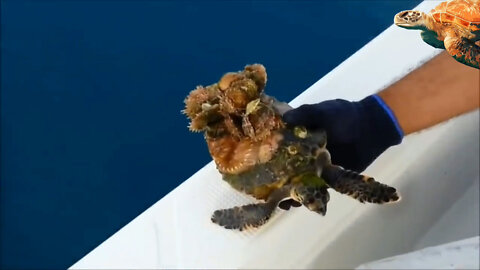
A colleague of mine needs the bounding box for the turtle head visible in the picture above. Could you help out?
[292,185,330,216]
[394,10,427,30]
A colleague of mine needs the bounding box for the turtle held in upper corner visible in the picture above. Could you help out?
[183,64,400,231]
[394,0,480,69]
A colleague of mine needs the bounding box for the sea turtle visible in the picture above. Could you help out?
[184,64,400,231]
[394,0,480,69]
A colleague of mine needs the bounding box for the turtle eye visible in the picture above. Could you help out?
[399,11,408,18]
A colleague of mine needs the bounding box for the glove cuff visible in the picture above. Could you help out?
[357,94,404,147]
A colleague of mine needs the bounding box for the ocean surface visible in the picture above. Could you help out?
[1,0,421,268]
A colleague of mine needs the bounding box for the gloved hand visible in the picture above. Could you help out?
[283,95,404,172]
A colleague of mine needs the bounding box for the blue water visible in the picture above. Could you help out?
[1,1,421,268]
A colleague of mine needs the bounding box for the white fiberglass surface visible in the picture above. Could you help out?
[357,236,479,269]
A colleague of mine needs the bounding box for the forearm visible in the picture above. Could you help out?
[378,51,479,135]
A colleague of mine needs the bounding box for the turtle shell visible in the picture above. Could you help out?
[430,0,480,31]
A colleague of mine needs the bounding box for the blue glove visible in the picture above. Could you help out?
[283,95,404,172]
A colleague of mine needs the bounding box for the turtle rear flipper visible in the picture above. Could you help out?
[321,165,400,204]
[211,187,289,230]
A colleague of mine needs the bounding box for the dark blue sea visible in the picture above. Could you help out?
[1,0,421,268]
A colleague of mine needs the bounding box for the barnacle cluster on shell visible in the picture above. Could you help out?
[184,64,286,174]
[183,64,284,141]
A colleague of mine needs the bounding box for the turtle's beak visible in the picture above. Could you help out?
[314,204,327,216]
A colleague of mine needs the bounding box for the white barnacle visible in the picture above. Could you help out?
[245,98,261,115]
[293,126,308,139]
[287,145,298,155]
[201,102,212,111]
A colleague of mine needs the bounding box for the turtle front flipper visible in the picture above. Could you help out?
[211,187,289,231]
[421,30,445,49]
[444,35,480,69]
[321,165,400,204]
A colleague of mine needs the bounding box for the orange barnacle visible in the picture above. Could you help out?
[183,86,211,118]
[218,72,244,91]
[244,63,268,91]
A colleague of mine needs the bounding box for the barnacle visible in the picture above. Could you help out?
[218,72,244,91]
[188,103,222,132]
[183,85,220,118]
[244,64,267,91]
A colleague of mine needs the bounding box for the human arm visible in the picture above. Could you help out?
[378,51,479,135]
